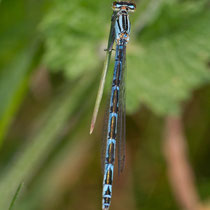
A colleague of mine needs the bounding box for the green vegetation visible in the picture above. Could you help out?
[0,0,210,209]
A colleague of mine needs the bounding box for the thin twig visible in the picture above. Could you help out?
[163,116,200,210]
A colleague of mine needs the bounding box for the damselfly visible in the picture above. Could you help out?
[90,1,136,210]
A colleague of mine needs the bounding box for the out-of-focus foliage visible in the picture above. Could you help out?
[40,0,111,79]
[0,77,96,209]
[41,0,210,115]
[0,0,210,210]
[9,183,23,210]
[0,0,47,144]
[127,0,210,115]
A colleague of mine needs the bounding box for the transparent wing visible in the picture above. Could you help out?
[101,95,111,173]
[90,12,116,134]
[117,46,127,174]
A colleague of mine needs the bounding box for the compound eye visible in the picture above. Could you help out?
[112,2,121,11]
[128,4,136,12]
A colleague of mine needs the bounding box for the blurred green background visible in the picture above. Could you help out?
[0,0,210,209]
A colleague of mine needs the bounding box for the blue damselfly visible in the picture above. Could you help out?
[90,2,136,210]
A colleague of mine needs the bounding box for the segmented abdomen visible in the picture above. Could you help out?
[102,44,125,210]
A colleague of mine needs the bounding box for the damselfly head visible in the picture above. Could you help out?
[112,1,136,12]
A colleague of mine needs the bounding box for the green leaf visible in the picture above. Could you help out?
[9,183,23,210]
[41,0,210,116]
[40,0,113,79]
[126,1,210,115]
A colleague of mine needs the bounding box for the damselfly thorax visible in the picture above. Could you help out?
[113,1,135,44]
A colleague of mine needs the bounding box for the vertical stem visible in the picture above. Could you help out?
[163,116,200,210]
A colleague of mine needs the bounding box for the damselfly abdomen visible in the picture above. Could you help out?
[90,2,136,210]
